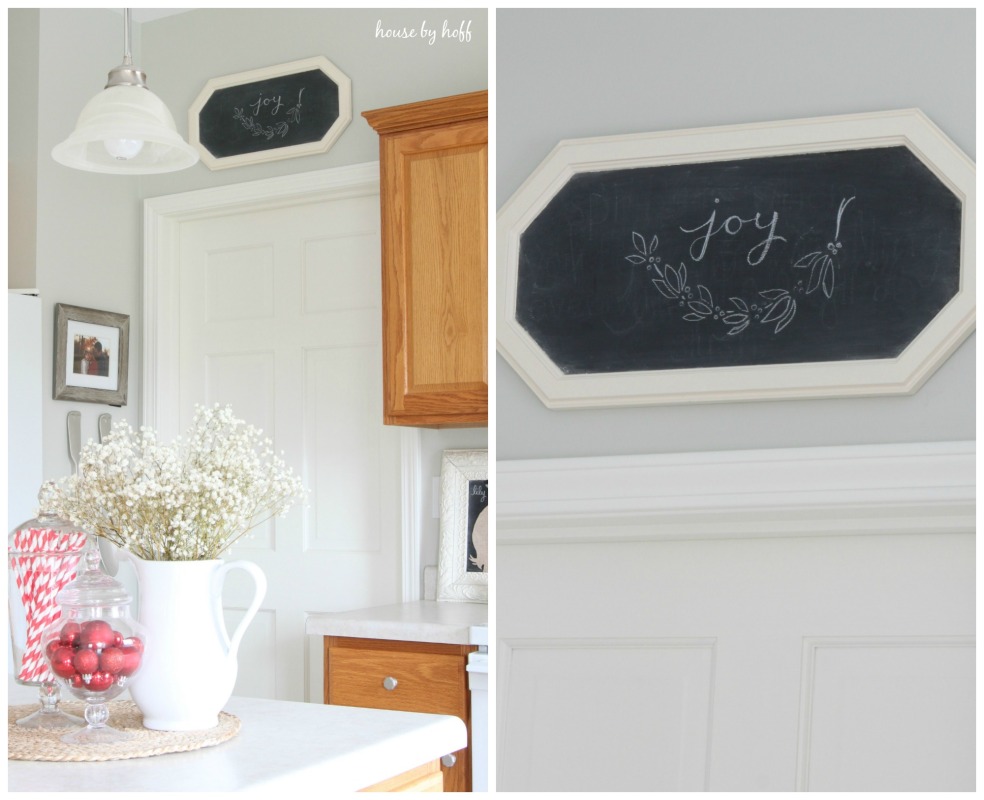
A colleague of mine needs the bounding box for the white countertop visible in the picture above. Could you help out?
[7,680,466,792]
[306,600,488,646]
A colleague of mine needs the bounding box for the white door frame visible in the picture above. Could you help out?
[142,162,423,601]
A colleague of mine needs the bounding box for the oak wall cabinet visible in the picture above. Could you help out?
[363,90,488,427]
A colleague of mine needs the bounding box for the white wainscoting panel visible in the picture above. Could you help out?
[797,636,975,791]
[496,442,975,792]
[500,638,715,791]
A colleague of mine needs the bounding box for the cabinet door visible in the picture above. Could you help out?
[325,637,475,791]
[370,94,488,427]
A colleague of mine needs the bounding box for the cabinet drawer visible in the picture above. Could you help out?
[328,647,466,717]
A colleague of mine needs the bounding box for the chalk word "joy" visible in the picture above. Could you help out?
[679,199,785,266]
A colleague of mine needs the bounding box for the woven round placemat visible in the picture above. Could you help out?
[8,701,240,762]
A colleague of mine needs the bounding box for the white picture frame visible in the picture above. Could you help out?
[497,109,975,409]
[437,449,488,604]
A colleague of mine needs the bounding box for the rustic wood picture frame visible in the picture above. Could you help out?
[54,303,130,406]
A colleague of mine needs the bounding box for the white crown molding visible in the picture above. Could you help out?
[497,441,975,544]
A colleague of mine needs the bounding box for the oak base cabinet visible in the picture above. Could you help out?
[363,91,488,428]
[325,636,478,792]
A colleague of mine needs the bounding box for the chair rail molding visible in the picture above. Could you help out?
[497,440,975,544]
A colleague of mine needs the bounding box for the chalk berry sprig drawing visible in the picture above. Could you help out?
[791,196,855,299]
[624,196,855,336]
[232,87,305,141]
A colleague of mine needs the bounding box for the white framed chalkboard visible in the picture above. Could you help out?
[497,109,975,408]
[189,56,352,170]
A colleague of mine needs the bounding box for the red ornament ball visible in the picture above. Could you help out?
[86,671,114,692]
[118,645,142,677]
[69,673,84,689]
[79,620,115,650]
[50,646,76,678]
[99,647,125,674]
[73,648,99,675]
[59,621,82,647]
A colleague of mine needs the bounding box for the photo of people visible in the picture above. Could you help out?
[72,335,111,377]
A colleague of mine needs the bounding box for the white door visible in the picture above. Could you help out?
[148,167,402,703]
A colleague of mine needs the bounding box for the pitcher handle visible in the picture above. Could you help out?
[213,560,267,658]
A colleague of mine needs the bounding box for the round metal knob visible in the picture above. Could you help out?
[441,754,457,768]
[382,676,398,691]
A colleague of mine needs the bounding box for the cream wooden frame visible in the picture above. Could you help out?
[497,109,975,408]
[437,449,489,603]
[189,56,352,171]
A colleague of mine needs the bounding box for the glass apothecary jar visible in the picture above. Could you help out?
[42,543,147,744]
[8,510,89,729]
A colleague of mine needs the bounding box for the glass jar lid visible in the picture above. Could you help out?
[55,542,131,608]
[8,509,88,557]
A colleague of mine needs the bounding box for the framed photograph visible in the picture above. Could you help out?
[54,303,129,406]
[497,109,975,408]
[437,449,488,604]
[189,56,352,170]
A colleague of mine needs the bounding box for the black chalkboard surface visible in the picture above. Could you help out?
[516,146,962,374]
[196,69,341,160]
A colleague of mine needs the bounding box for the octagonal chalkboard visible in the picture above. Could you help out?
[497,110,975,408]
[189,57,352,170]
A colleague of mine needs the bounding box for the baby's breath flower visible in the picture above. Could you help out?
[41,404,307,561]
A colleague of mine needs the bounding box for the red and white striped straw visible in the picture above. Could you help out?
[10,528,87,683]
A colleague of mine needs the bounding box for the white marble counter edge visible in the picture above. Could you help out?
[8,686,467,793]
[305,616,479,645]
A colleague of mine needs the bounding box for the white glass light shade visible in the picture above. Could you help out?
[52,85,199,174]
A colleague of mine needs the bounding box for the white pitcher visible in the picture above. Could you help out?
[127,557,266,731]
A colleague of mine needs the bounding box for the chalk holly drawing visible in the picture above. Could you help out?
[624,197,855,336]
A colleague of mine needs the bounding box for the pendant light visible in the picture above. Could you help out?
[52,9,198,174]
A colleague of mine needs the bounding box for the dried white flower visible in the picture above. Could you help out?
[41,405,307,561]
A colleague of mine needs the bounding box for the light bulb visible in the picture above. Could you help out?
[103,138,145,161]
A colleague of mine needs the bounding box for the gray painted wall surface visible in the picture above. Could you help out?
[12,8,487,581]
[496,8,975,460]
[8,9,40,289]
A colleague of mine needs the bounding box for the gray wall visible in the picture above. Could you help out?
[496,8,975,461]
[11,8,487,577]
[8,9,40,289]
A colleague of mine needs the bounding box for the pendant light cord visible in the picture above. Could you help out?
[122,8,132,67]
[105,8,147,89]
